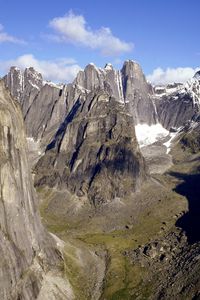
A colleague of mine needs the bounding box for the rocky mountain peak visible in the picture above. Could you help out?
[104,63,114,71]
[74,63,104,91]
[34,87,147,207]
[4,66,24,101]
[121,60,149,88]
[122,59,142,73]
[24,67,43,89]
[1,56,200,299]
[3,60,159,148]
[4,66,43,103]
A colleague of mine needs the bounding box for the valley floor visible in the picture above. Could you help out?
[35,139,200,299]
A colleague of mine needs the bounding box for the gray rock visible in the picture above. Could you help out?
[121,60,157,125]
[4,66,24,102]
[126,229,200,299]
[154,77,200,130]
[74,61,157,125]
[4,67,68,150]
[0,80,73,300]
[34,89,147,206]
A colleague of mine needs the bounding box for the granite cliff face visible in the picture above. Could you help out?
[4,67,67,146]
[4,61,158,145]
[4,62,200,208]
[4,61,152,206]
[154,73,200,130]
[74,61,157,125]
[34,87,147,206]
[0,81,74,300]
[5,62,200,149]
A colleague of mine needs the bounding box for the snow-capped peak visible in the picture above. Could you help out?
[194,70,200,81]
[104,63,113,71]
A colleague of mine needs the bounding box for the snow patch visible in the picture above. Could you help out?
[135,123,169,147]
[163,133,177,154]
[115,70,124,103]
[105,63,113,71]
[29,81,40,90]
[43,81,63,89]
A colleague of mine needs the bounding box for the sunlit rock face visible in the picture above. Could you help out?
[153,73,200,130]
[4,67,67,146]
[74,60,157,125]
[3,61,151,207]
[4,60,158,144]
[0,81,71,300]
[34,89,147,207]
[5,61,200,208]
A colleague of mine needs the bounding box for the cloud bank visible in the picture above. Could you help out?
[147,67,200,85]
[0,54,81,82]
[49,11,133,56]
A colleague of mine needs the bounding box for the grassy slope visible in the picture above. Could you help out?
[35,132,200,299]
[37,170,188,299]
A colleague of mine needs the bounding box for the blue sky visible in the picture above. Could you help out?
[0,0,200,83]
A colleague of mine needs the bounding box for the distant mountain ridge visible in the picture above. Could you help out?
[4,62,200,141]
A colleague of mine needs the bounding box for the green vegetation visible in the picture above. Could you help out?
[62,243,91,300]
[181,131,200,154]
[36,175,187,299]
[36,138,198,300]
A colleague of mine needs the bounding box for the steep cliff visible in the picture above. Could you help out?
[154,74,200,130]
[3,62,150,206]
[34,87,147,206]
[74,60,157,125]
[4,67,67,146]
[4,61,158,147]
[0,81,74,300]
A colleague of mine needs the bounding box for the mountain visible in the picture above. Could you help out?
[4,62,200,152]
[154,73,200,130]
[4,61,153,206]
[34,82,147,207]
[4,67,67,146]
[2,61,200,299]
[4,60,157,144]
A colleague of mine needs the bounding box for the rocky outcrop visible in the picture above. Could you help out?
[4,64,200,146]
[4,66,43,113]
[121,60,157,125]
[154,73,200,130]
[179,121,200,153]
[4,61,158,147]
[0,81,73,300]
[4,67,67,147]
[125,228,200,299]
[4,62,151,206]
[74,60,157,125]
[34,88,147,207]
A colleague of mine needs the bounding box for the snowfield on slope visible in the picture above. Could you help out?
[135,123,169,147]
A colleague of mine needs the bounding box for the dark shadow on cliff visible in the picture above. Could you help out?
[46,98,82,151]
[169,171,200,244]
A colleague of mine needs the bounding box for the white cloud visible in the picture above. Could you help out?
[147,67,200,85]
[49,11,133,56]
[0,54,81,82]
[0,23,25,44]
